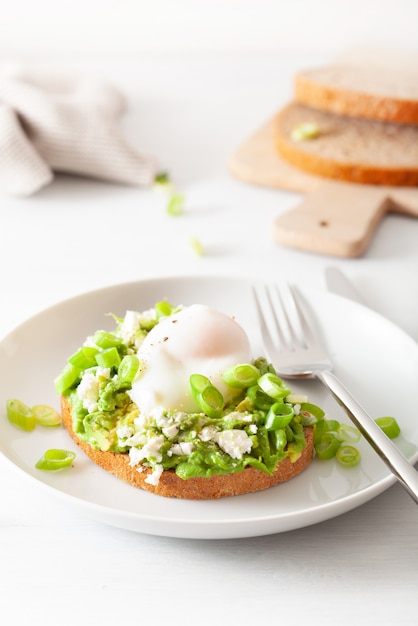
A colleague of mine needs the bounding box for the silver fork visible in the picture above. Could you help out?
[253,283,418,504]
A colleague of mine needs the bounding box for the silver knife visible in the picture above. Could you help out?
[325,266,365,305]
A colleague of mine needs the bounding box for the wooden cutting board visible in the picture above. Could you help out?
[228,115,418,257]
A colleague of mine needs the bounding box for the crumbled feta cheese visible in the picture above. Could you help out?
[226,411,253,423]
[128,447,145,466]
[163,424,179,439]
[150,406,166,423]
[248,424,258,434]
[77,372,99,413]
[145,464,164,486]
[124,432,148,447]
[117,425,134,439]
[170,442,195,456]
[199,426,217,442]
[154,411,172,429]
[172,411,188,424]
[118,310,142,345]
[140,308,158,321]
[134,413,154,430]
[128,435,165,466]
[215,429,252,460]
[83,336,97,348]
[96,367,111,380]
[77,368,110,413]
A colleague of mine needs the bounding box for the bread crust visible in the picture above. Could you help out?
[275,102,418,186]
[61,396,314,500]
[295,66,418,126]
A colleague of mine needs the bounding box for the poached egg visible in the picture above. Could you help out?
[128,304,252,415]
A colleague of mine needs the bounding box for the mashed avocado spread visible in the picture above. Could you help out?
[55,302,323,486]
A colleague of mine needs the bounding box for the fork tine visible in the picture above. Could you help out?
[265,286,290,349]
[252,286,280,360]
[286,284,317,348]
[254,284,301,355]
[273,284,304,350]
[254,283,319,363]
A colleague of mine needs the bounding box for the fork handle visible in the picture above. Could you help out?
[316,369,418,504]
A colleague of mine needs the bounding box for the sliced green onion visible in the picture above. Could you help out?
[154,171,175,195]
[271,428,287,452]
[35,449,76,471]
[336,423,361,443]
[375,416,401,439]
[196,385,224,419]
[155,301,175,319]
[265,402,294,430]
[336,445,361,467]
[222,363,260,388]
[166,194,185,216]
[299,402,326,426]
[92,331,122,349]
[117,355,140,384]
[32,404,62,427]
[257,372,290,400]
[190,374,212,399]
[95,346,121,369]
[291,122,320,142]
[54,363,81,395]
[286,393,309,404]
[246,385,274,410]
[315,432,341,460]
[189,237,205,256]
[314,418,326,446]
[300,402,325,421]
[190,373,225,416]
[68,346,99,370]
[323,419,340,433]
[6,399,36,431]
[298,413,317,427]
[154,171,171,186]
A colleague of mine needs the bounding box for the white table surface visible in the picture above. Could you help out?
[0,52,417,625]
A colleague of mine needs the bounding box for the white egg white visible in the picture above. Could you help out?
[128,304,252,415]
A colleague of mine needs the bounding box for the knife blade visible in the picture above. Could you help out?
[325,266,365,305]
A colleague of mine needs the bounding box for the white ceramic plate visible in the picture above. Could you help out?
[1,276,417,539]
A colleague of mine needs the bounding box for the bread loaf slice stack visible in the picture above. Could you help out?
[275,65,418,186]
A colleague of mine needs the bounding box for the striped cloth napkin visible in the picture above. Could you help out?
[0,63,158,196]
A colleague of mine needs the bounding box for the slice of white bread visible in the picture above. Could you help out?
[275,102,418,186]
[295,65,418,125]
[61,396,314,500]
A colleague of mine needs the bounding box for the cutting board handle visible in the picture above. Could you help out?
[273,183,392,257]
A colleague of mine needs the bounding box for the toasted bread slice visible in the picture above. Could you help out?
[275,102,418,186]
[295,65,418,125]
[61,396,314,500]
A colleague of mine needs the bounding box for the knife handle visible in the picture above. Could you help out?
[317,369,418,504]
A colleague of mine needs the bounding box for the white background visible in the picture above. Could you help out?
[1,0,418,59]
[1,3,418,626]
